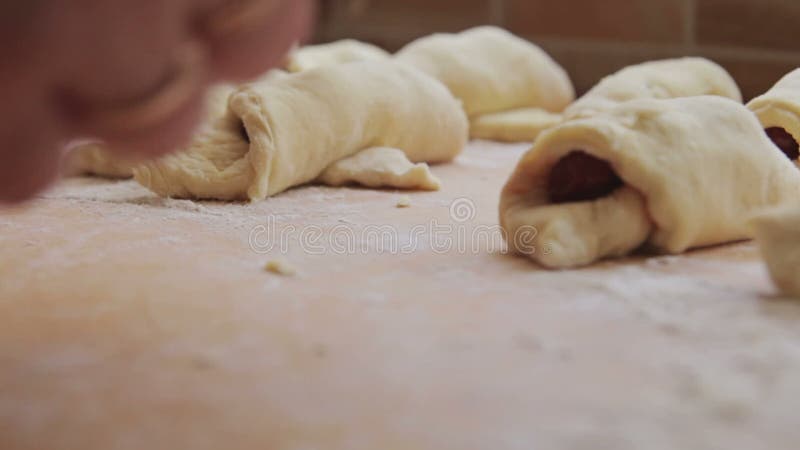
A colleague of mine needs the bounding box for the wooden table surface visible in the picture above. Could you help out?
[2,141,800,450]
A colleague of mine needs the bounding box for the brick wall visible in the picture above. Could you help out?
[315,0,800,100]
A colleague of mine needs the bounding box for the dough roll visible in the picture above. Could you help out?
[565,58,742,120]
[64,83,238,179]
[134,61,469,201]
[500,96,800,269]
[750,206,800,298]
[747,69,800,164]
[468,108,564,143]
[396,26,574,141]
[285,40,391,73]
[63,141,139,179]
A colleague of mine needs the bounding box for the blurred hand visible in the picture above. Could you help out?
[0,0,313,202]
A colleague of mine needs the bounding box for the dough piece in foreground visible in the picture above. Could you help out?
[285,40,391,72]
[470,108,563,143]
[64,142,139,178]
[64,83,239,179]
[318,147,441,191]
[564,58,742,120]
[134,62,468,201]
[750,206,800,297]
[747,69,800,164]
[396,26,574,142]
[500,96,800,269]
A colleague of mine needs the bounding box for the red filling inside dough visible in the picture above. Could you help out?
[547,151,623,204]
[766,127,799,161]
[238,120,250,143]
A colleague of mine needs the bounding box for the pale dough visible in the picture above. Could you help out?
[468,57,742,143]
[500,96,800,269]
[565,57,742,120]
[747,69,800,161]
[264,258,297,276]
[396,195,412,208]
[285,40,391,73]
[64,141,139,179]
[396,26,574,142]
[64,83,239,178]
[469,108,564,143]
[134,62,468,201]
[749,205,800,297]
[317,147,441,191]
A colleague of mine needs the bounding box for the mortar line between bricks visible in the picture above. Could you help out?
[319,17,800,64]
[489,0,505,26]
[684,0,697,49]
[526,37,800,63]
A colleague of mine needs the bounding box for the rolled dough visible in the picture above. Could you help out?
[396,26,575,142]
[64,83,239,178]
[565,58,742,120]
[63,141,139,179]
[134,62,468,201]
[501,96,800,269]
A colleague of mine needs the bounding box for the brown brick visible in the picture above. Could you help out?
[506,0,690,44]
[542,41,797,100]
[709,57,799,101]
[697,0,800,51]
[309,0,797,101]
[317,0,493,49]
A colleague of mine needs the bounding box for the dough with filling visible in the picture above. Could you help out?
[565,57,742,120]
[500,96,800,269]
[750,205,800,297]
[396,26,574,142]
[286,40,391,72]
[747,69,800,164]
[134,61,468,201]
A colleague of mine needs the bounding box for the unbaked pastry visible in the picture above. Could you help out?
[750,206,800,297]
[564,58,742,120]
[64,141,138,179]
[134,62,468,201]
[396,26,574,141]
[317,147,441,191]
[747,69,800,164]
[500,96,800,269]
[64,83,238,178]
[469,108,563,143]
[285,39,391,73]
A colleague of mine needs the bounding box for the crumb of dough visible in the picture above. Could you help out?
[264,259,297,276]
[396,196,412,208]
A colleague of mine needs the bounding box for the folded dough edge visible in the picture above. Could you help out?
[747,68,800,161]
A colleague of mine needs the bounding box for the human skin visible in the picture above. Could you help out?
[0,0,314,202]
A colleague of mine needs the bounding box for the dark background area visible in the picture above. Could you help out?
[315,0,800,100]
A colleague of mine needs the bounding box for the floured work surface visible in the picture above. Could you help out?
[1,141,799,450]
